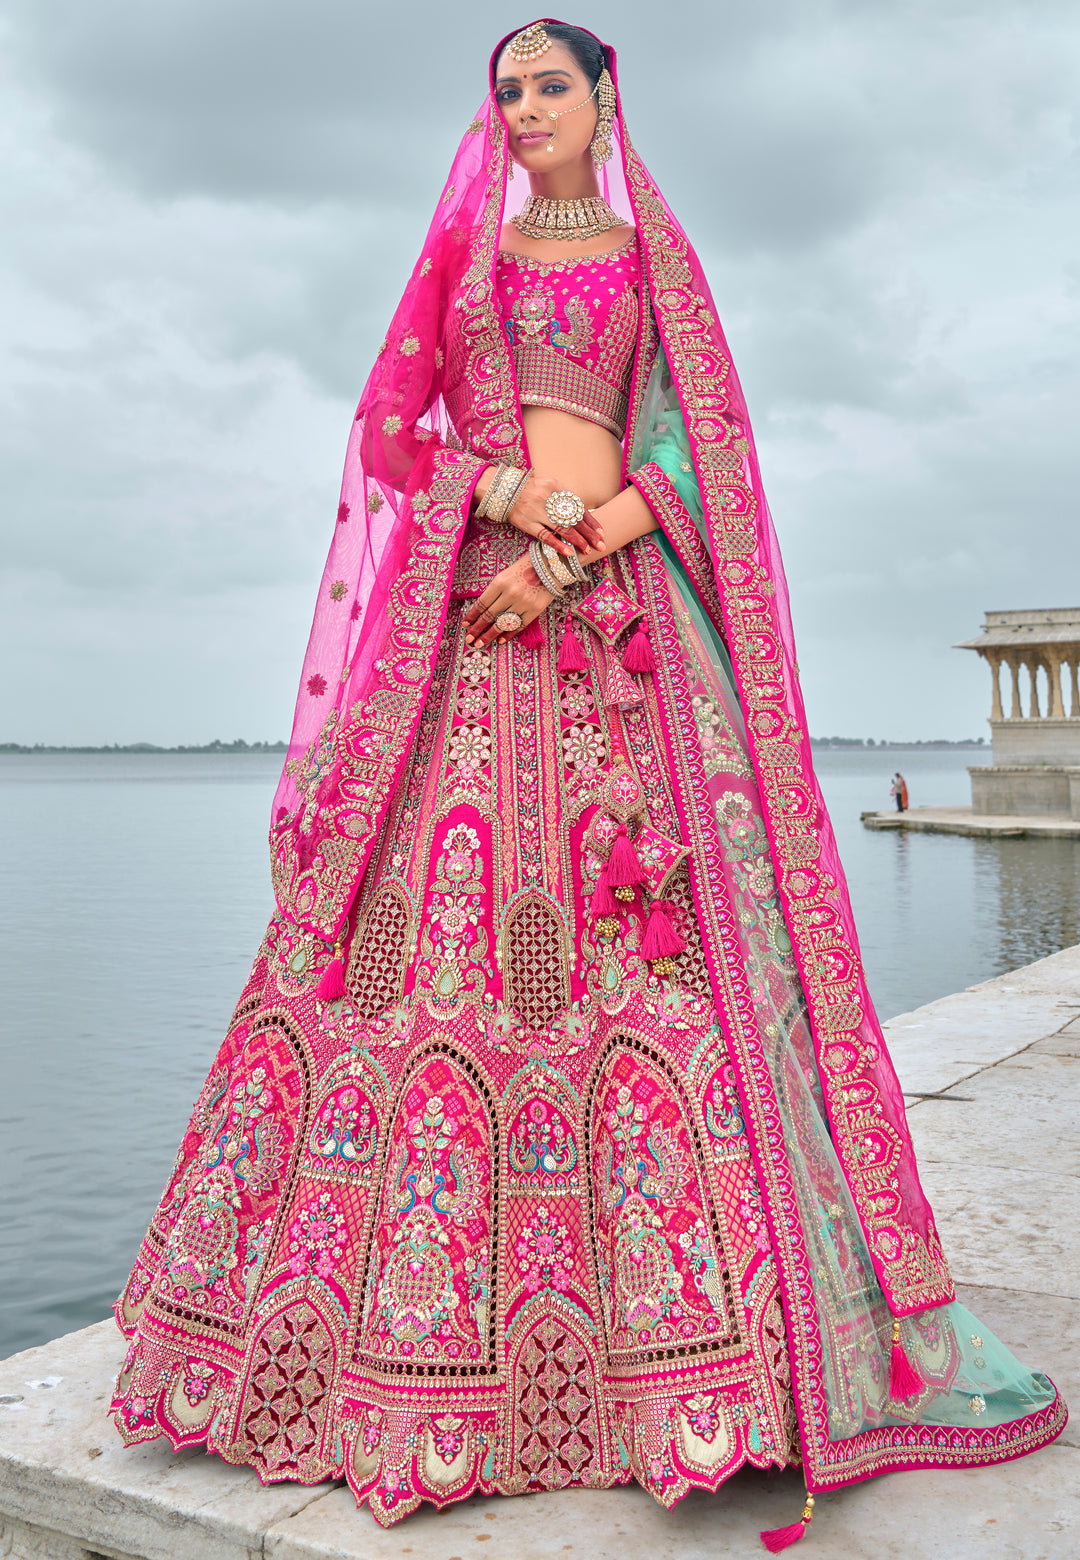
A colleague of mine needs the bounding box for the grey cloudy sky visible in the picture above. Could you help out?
[2,0,1077,743]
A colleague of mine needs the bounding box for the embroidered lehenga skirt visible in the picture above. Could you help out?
[111,522,1060,1523]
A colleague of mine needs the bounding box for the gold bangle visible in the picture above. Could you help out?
[529,539,566,597]
[484,464,529,524]
[502,467,530,520]
[541,544,577,590]
[475,463,508,520]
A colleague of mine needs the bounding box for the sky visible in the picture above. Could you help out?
[1,0,1077,745]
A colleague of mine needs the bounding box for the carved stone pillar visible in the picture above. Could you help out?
[1008,654,1023,719]
[1027,657,1041,719]
[1071,657,1079,720]
[1047,652,1065,718]
[983,649,1003,720]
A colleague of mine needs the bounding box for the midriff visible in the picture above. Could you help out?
[520,405,624,509]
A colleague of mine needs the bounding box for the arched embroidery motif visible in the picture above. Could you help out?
[347,883,412,1020]
[507,1304,606,1489]
[502,893,571,1033]
[233,1293,338,1479]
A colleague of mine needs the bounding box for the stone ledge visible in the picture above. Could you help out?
[861,805,1080,837]
[3,946,1079,1559]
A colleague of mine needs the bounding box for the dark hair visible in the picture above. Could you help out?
[500,22,606,87]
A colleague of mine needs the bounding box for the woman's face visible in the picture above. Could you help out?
[494,40,599,176]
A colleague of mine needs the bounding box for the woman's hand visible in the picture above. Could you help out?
[507,472,604,556]
[463,553,555,650]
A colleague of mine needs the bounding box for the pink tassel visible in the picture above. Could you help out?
[641,899,686,959]
[604,825,647,888]
[316,941,346,1002]
[760,1493,814,1553]
[889,1321,923,1400]
[557,623,589,674]
[590,875,618,916]
[518,616,544,649]
[759,1521,807,1553]
[622,619,656,673]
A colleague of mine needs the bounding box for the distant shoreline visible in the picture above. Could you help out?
[0,738,985,754]
[810,739,987,751]
[0,740,287,755]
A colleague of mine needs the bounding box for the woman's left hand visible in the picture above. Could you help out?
[463,554,555,650]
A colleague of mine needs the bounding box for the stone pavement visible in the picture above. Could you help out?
[2,945,1078,1560]
[862,806,1080,839]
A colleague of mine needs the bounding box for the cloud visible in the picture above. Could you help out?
[0,0,1078,744]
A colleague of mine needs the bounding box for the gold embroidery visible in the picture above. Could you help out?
[625,144,953,1321]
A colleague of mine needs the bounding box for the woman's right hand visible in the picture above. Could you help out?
[507,471,604,556]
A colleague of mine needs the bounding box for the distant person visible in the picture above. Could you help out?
[890,772,909,812]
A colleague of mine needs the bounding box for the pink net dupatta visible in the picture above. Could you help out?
[269,107,524,942]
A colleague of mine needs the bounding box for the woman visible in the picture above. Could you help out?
[111,20,1065,1548]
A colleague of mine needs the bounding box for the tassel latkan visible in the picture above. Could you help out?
[622,619,656,674]
[557,623,589,674]
[889,1318,923,1401]
[760,1493,814,1553]
[641,899,686,961]
[316,940,346,1002]
[518,615,544,649]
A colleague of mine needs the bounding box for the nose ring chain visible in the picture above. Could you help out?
[538,79,599,153]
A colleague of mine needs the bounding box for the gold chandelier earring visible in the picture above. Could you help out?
[591,69,617,169]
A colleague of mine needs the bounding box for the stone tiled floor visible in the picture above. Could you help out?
[2,944,1078,1560]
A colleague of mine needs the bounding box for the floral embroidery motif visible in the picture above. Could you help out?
[516,1207,574,1293]
[329,580,348,602]
[181,1359,215,1406]
[288,1191,346,1279]
[306,674,328,698]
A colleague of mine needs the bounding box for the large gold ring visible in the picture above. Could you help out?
[545,489,586,531]
[494,610,523,634]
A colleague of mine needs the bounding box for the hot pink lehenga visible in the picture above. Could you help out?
[110,18,1065,1536]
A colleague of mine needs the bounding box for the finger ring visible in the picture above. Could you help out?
[545,489,586,531]
[494,610,523,634]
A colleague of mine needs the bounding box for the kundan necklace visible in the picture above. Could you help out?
[511,195,624,242]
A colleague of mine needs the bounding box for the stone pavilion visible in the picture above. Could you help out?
[956,607,1080,817]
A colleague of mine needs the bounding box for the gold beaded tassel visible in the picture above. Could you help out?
[760,1491,815,1553]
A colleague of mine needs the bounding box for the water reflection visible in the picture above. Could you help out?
[980,836,1080,976]
[0,748,1077,1360]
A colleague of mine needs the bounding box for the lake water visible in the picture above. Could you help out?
[2,747,1078,1360]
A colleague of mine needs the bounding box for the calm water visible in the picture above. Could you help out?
[1,747,1078,1359]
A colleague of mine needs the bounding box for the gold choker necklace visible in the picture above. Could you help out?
[511,195,624,243]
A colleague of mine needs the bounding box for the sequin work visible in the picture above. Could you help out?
[111,535,801,1525]
[496,239,639,438]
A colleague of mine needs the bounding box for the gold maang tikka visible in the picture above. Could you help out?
[506,22,551,61]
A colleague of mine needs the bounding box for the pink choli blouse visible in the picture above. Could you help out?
[495,236,639,440]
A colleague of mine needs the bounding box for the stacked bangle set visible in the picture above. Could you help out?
[477,463,593,602]
[476,462,530,524]
[529,537,589,596]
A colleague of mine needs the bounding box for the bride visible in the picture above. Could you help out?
[110,19,1064,1548]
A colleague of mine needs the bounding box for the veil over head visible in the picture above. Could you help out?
[269,18,950,1368]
